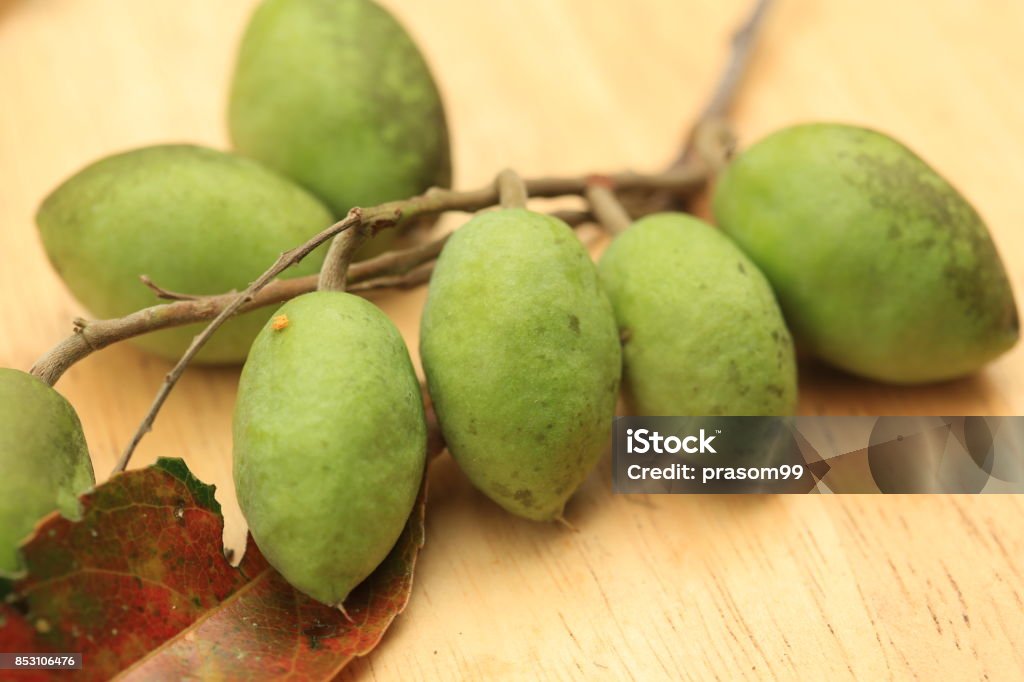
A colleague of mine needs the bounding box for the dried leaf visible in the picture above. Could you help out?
[0,457,428,681]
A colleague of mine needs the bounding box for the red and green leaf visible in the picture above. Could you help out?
[0,457,428,681]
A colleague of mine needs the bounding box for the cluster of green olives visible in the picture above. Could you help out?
[2,0,1016,609]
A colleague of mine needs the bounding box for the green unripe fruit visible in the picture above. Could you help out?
[713,123,1018,383]
[0,369,95,574]
[420,209,621,521]
[599,213,797,416]
[233,292,426,605]
[36,145,333,364]
[228,0,452,222]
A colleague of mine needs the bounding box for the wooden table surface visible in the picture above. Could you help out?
[2,0,1023,679]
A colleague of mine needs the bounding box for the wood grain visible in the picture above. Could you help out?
[1,0,1022,678]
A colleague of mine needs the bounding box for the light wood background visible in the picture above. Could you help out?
[2,0,1023,679]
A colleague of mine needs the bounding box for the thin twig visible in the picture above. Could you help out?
[699,0,774,126]
[671,0,774,170]
[32,252,442,387]
[347,263,435,293]
[139,276,199,301]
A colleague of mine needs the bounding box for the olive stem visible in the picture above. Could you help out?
[585,183,633,236]
[497,169,529,209]
[317,209,368,292]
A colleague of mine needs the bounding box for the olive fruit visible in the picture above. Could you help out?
[421,209,621,521]
[599,212,797,415]
[714,123,1018,383]
[233,292,426,605]
[228,0,451,223]
[37,144,332,363]
[0,368,94,574]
